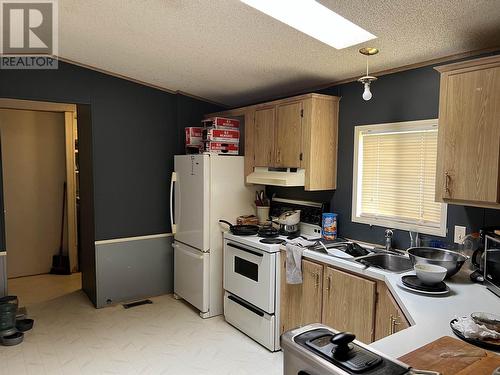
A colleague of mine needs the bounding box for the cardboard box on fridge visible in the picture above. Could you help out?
[185,127,203,147]
[202,117,240,130]
[203,141,239,155]
[202,128,240,143]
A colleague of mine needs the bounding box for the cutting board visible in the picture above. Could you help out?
[399,336,500,375]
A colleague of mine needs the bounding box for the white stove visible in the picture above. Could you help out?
[224,231,320,253]
[222,198,326,352]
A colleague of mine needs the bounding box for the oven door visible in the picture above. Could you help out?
[223,240,276,313]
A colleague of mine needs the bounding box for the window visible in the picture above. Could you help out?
[352,119,447,236]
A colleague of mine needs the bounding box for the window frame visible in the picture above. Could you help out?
[351,119,447,237]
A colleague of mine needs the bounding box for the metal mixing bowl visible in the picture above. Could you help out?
[407,247,468,278]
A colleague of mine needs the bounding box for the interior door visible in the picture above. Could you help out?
[0,134,6,297]
[322,267,376,343]
[254,107,275,167]
[173,155,210,251]
[275,101,302,168]
[442,67,500,203]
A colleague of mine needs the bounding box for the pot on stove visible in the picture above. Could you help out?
[276,210,301,226]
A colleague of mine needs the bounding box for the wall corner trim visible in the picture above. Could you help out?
[95,233,173,246]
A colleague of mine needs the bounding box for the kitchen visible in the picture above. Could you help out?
[0,1,499,374]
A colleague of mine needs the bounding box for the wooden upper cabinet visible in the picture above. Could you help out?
[275,101,302,168]
[280,252,323,334]
[435,56,500,208]
[322,267,376,344]
[254,107,275,167]
[206,93,338,190]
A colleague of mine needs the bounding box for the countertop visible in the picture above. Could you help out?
[298,248,500,358]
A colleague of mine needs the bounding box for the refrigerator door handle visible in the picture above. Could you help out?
[170,171,177,234]
[174,242,204,260]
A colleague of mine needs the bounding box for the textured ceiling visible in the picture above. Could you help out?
[59,0,500,106]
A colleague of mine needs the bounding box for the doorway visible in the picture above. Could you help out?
[0,100,81,306]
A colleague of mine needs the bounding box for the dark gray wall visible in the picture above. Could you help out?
[0,61,221,240]
[268,53,500,249]
[0,61,222,305]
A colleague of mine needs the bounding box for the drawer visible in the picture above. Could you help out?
[224,292,277,351]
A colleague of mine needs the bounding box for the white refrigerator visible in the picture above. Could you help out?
[170,154,259,318]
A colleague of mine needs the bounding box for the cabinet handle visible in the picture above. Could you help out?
[276,148,281,163]
[326,276,331,292]
[389,315,395,335]
[444,172,451,196]
[314,273,320,288]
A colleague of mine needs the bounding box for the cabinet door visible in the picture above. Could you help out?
[254,107,275,167]
[322,267,376,343]
[374,282,410,341]
[440,66,500,203]
[275,102,302,168]
[280,253,323,334]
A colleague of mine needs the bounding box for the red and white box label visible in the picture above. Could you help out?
[185,127,203,146]
[202,117,240,130]
[203,128,240,143]
[203,142,239,155]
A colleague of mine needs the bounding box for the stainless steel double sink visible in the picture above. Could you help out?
[308,242,413,273]
[354,253,413,273]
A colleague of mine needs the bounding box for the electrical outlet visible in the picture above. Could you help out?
[454,225,466,244]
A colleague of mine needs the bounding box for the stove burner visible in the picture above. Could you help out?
[259,238,286,245]
[258,227,279,238]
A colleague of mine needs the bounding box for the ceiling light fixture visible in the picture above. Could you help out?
[357,47,379,101]
[239,0,376,49]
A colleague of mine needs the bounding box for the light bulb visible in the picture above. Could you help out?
[362,82,372,101]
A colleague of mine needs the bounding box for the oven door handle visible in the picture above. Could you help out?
[227,242,263,257]
[227,294,264,317]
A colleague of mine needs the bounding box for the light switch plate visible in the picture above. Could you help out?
[454,225,466,244]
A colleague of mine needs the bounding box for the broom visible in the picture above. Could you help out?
[50,182,70,275]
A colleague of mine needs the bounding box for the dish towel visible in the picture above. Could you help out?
[285,243,304,284]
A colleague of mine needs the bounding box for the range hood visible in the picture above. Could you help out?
[246,167,305,187]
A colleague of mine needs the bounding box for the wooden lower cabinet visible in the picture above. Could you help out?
[279,255,410,343]
[280,252,323,334]
[375,281,410,340]
[322,267,376,343]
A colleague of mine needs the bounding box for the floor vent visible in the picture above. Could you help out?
[122,299,153,309]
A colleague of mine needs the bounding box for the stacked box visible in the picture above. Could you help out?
[202,117,240,130]
[201,117,240,155]
[202,128,240,143]
[185,127,203,152]
[203,142,239,155]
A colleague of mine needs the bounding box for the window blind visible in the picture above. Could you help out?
[358,128,441,228]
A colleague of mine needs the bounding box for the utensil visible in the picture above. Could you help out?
[402,275,448,292]
[398,278,450,295]
[450,318,500,350]
[414,264,447,285]
[276,210,300,225]
[407,247,468,278]
[218,220,259,236]
[256,206,270,225]
[15,318,34,332]
[0,331,24,346]
[471,312,500,332]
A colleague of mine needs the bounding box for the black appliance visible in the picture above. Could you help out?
[484,234,500,297]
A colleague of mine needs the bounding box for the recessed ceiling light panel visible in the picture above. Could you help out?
[240,0,376,49]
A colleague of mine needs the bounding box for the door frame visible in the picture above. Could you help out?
[0,98,79,272]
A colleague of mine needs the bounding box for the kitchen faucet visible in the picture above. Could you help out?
[384,229,394,251]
